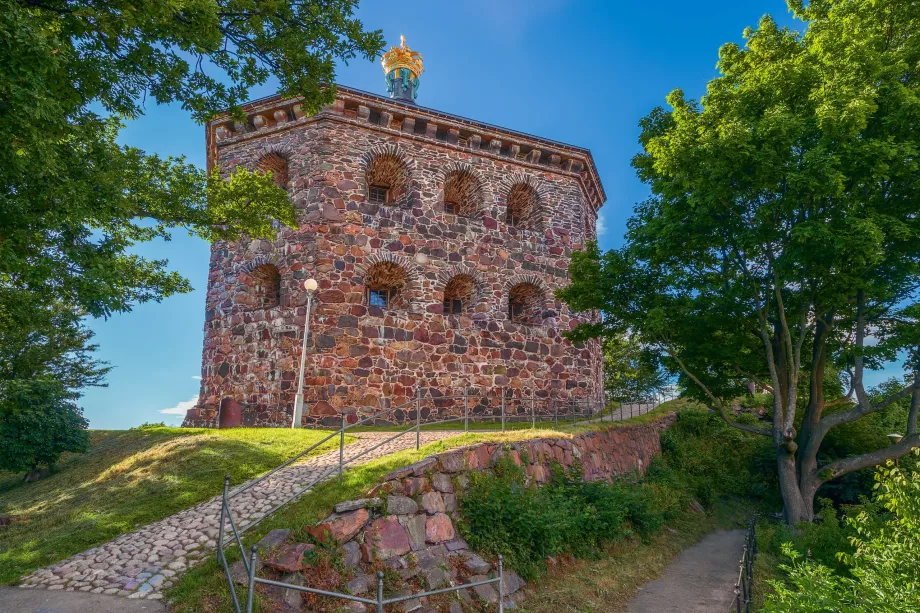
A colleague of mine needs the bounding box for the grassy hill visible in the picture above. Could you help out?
[0,426,348,584]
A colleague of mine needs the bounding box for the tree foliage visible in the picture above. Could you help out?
[602,334,668,403]
[558,0,920,523]
[0,295,108,471]
[764,451,920,612]
[0,0,383,462]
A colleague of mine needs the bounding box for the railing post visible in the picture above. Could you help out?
[339,412,345,483]
[531,388,536,429]
[553,398,558,430]
[498,554,505,613]
[500,389,505,432]
[218,475,229,559]
[464,387,469,433]
[416,387,422,450]
[572,399,576,426]
[246,545,258,613]
[376,571,384,613]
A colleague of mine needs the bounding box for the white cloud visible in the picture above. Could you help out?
[596,213,608,237]
[192,375,202,380]
[160,395,198,416]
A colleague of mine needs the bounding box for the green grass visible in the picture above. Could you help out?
[0,426,351,584]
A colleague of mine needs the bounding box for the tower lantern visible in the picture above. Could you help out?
[381,35,424,103]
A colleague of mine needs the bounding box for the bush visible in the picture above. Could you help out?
[653,408,776,506]
[763,450,920,613]
[0,378,89,473]
[459,456,664,579]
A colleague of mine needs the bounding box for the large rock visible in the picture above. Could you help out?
[263,543,314,573]
[406,514,427,551]
[367,516,411,560]
[345,574,374,595]
[386,495,418,516]
[334,498,381,514]
[342,541,362,569]
[305,508,369,544]
[470,575,499,603]
[255,529,291,553]
[419,492,445,514]
[437,452,464,473]
[461,552,490,574]
[431,473,454,492]
[425,513,455,544]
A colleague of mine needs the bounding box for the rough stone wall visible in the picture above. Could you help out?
[307,416,672,568]
[185,104,604,428]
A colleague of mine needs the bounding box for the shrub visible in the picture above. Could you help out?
[654,408,776,506]
[763,450,920,613]
[458,456,663,579]
[0,378,89,473]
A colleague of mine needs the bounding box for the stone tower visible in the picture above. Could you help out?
[183,39,607,428]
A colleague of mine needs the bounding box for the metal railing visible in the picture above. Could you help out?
[730,516,757,613]
[225,389,664,538]
[215,387,669,610]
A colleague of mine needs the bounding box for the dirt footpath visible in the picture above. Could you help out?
[623,529,745,613]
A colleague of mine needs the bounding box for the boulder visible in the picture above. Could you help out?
[419,492,445,514]
[263,543,314,573]
[425,513,455,544]
[431,473,453,493]
[255,529,291,553]
[425,567,451,590]
[406,515,427,551]
[305,508,369,544]
[461,552,490,574]
[367,516,411,560]
[386,495,418,516]
[334,498,381,514]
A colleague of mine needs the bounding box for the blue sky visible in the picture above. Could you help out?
[81,0,896,429]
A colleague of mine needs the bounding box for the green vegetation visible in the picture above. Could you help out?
[557,0,920,525]
[165,410,673,612]
[0,0,383,485]
[763,451,920,612]
[0,426,349,584]
[462,403,777,606]
[460,457,666,580]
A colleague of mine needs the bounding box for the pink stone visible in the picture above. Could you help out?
[425,513,455,544]
[263,543,314,572]
[367,516,411,560]
[305,508,369,544]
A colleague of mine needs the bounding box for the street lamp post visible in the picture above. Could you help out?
[292,278,318,428]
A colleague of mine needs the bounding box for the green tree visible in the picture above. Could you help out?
[0,1,383,451]
[602,334,668,404]
[558,0,920,524]
[1,0,382,318]
[0,294,109,472]
[763,451,920,613]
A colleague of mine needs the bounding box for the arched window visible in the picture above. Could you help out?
[505,183,539,229]
[365,152,410,205]
[442,169,482,217]
[508,282,544,325]
[442,274,476,315]
[249,264,281,309]
[365,261,408,310]
[257,153,289,189]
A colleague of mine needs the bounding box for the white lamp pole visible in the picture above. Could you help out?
[292,278,318,428]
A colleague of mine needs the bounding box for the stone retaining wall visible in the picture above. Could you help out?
[247,417,673,611]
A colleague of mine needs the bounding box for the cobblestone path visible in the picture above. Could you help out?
[17,431,458,601]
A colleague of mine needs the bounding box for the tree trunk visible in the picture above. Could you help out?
[777,448,813,523]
